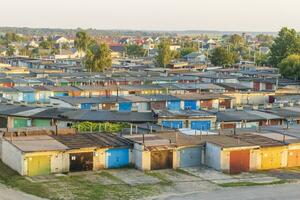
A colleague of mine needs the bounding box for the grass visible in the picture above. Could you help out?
[0,161,166,200]
[219,180,287,187]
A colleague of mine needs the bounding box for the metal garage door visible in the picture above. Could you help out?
[27,156,51,176]
[119,102,132,112]
[13,118,29,128]
[180,147,202,168]
[230,150,250,174]
[106,148,130,168]
[151,150,173,170]
[70,152,93,172]
[162,121,183,129]
[167,100,181,111]
[288,149,300,167]
[261,147,283,170]
[81,103,92,110]
[184,100,197,110]
[191,121,211,131]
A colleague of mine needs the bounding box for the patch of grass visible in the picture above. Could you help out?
[219,180,287,187]
[145,171,173,186]
[0,161,168,200]
[0,161,51,198]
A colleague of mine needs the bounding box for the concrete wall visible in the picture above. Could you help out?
[93,149,106,170]
[205,142,221,171]
[2,140,24,175]
[133,143,151,171]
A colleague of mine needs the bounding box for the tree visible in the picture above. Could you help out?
[255,53,269,66]
[74,31,90,53]
[210,47,239,67]
[180,47,197,58]
[269,27,300,67]
[256,34,274,47]
[156,39,172,68]
[229,34,244,47]
[278,54,300,80]
[6,45,15,56]
[85,42,112,72]
[125,44,146,57]
[31,48,40,58]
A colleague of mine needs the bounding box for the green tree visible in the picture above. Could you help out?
[229,34,244,47]
[255,53,269,66]
[180,47,197,58]
[85,42,112,72]
[278,54,300,80]
[74,31,90,53]
[156,39,172,68]
[270,27,300,67]
[125,44,146,57]
[31,48,40,58]
[210,47,239,67]
[6,45,15,56]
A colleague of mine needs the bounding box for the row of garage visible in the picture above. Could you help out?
[3,131,300,176]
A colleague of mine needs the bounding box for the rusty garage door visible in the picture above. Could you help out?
[70,152,93,172]
[288,149,300,167]
[151,150,173,170]
[230,150,250,174]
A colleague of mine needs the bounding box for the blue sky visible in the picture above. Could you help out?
[1,0,299,31]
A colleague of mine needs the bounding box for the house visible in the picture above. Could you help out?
[183,52,206,64]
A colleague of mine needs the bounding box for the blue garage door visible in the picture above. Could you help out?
[184,100,197,110]
[106,148,130,168]
[167,100,181,111]
[23,92,35,103]
[162,121,183,129]
[119,102,132,112]
[180,147,202,168]
[54,92,68,97]
[191,121,211,131]
[81,103,92,110]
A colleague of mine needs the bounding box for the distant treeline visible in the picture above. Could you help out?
[0,27,174,37]
[0,27,280,37]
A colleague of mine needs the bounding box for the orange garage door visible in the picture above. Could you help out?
[230,150,250,174]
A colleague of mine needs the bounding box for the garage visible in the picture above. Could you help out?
[287,149,300,167]
[261,147,284,170]
[106,148,130,168]
[229,150,250,174]
[27,155,51,176]
[191,121,211,131]
[179,146,202,168]
[161,121,183,129]
[151,150,173,170]
[184,100,197,110]
[69,152,93,172]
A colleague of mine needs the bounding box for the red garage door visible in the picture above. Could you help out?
[230,150,250,174]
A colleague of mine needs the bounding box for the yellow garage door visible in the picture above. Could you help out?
[261,148,283,170]
[27,156,51,176]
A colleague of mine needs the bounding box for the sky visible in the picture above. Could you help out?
[0,0,299,32]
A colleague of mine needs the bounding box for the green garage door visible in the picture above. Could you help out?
[13,118,29,128]
[32,119,51,127]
